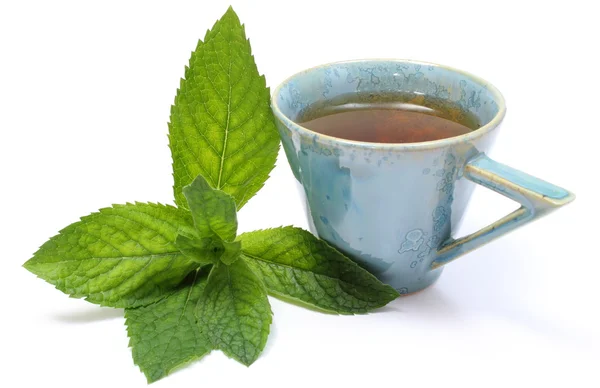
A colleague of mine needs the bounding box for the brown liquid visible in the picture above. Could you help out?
[297,92,480,143]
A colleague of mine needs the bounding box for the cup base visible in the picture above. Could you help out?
[396,274,441,296]
[393,267,444,296]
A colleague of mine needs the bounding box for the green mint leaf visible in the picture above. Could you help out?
[182,173,237,242]
[169,6,280,210]
[220,240,241,265]
[125,270,211,383]
[238,227,400,314]
[175,232,221,264]
[24,203,199,308]
[175,174,239,265]
[175,234,240,266]
[197,259,272,366]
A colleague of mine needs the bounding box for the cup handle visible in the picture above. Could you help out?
[430,153,575,270]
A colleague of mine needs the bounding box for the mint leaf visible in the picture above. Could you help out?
[175,235,240,266]
[238,227,400,314]
[169,6,280,210]
[174,174,238,264]
[220,240,241,265]
[175,233,221,264]
[183,173,237,242]
[24,203,199,308]
[125,270,211,383]
[197,260,272,366]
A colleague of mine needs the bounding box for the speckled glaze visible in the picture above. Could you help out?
[271,59,574,294]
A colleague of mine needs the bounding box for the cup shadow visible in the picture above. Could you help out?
[52,306,124,324]
[383,242,600,354]
[376,285,462,319]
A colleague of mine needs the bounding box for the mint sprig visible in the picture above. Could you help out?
[24,7,399,384]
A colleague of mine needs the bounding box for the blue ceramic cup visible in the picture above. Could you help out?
[271,59,574,294]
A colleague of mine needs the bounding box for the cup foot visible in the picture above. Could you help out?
[392,267,443,296]
[397,276,440,296]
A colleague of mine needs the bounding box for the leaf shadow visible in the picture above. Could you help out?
[52,306,124,324]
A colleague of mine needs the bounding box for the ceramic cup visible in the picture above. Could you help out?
[271,59,574,294]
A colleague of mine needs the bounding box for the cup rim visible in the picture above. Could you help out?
[270,58,507,150]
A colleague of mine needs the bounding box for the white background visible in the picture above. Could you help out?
[1,0,598,387]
